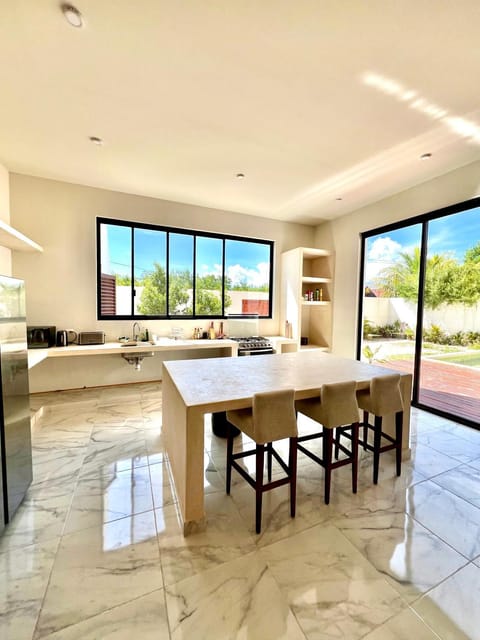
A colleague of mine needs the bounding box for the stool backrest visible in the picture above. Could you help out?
[320,380,359,428]
[253,388,298,444]
[370,373,403,416]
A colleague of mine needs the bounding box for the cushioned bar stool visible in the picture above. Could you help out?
[226,388,298,534]
[356,373,404,484]
[295,380,359,505]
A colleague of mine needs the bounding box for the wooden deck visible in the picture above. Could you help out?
[377,358,480,425]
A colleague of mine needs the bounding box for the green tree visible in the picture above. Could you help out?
[137,264,232,315]
[375,246,480,309]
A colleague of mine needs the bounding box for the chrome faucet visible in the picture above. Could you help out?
[132,321,141,341]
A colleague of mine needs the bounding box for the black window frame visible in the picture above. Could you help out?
[96,216,274,320]
[356,196,480,429]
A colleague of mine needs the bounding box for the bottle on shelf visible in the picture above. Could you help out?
[208,321,216,340]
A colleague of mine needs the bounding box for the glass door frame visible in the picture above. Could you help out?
[356,196,480,430]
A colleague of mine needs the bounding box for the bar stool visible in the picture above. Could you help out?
[356,373,404,484]
[295,381,359,505]
[226,388,298,534]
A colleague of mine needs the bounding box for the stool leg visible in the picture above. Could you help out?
[255,444,264,534]
[289,437,297,518]
[226,424,234,494]
[395,411,403,476]
[323,428,333,504]
[363,411,369,450]
[373,415,382,484]
[267,442,273,482]
[352,422,359,494]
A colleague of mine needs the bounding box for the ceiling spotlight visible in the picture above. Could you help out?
[89,136,104,145]
[61,4,84,28]
[236,172,245,179]
[335,197,343,201]
[420,152,432,160]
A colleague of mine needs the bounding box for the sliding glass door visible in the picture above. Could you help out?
[358,199,480,428]
[419,210,480,423]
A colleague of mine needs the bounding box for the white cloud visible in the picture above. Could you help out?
[227,262,269,287]
[366,237,402,282]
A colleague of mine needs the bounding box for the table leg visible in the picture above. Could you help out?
[162,366,206,535]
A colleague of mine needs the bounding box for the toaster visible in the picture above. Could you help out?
[78,331,105,345]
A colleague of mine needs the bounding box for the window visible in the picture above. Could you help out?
[97,217,273,320]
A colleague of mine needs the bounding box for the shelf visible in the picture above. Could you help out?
[0,220,43,252]
[301,247,331,259]
[301,276,332,284]
[299,344,329,351]
[301,301,331,306]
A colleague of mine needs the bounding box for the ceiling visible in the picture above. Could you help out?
[2,1,480,225]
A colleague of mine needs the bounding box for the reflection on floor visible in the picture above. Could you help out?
[1,382,480,639]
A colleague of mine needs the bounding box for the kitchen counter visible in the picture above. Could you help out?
[27,336,298,370]
[27,338,239,368]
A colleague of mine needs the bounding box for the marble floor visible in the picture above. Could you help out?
[1,382,480,639]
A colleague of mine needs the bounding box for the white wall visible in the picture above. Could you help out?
[315,159,480,357]
[10,174,313,391]
[0,163,12,275]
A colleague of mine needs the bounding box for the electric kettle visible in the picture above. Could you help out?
[56,330,77,347]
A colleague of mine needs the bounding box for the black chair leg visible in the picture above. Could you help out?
[289,437,297,518]
[395,411,403,476]
[255,444,264,534]
[373,415,382,484]
[352,422,359,494]
[323,428,333,504]
[267,441,273,482]
[363,410,369,449]
[226,424,234,494]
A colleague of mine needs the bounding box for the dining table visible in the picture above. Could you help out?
[162,350,412,535]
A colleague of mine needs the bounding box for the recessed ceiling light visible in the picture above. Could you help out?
[89,136,104,145]
[236,173,245,179]
[61,3,84,28]
[420,152,432,160]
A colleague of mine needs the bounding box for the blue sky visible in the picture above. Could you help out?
[365,207,479,283]
[101,224,270,286]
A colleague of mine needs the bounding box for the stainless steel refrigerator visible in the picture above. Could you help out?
[0,275,32,533]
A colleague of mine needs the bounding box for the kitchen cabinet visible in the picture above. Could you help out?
[280,247,333,351]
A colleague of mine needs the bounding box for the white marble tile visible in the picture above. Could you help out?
[432,464,480,508]
[406,480,480,559]
[40,589,170,639]
[165,552,306,640]
[334,510,467,602]
[260,524,406,639]
[149,462,177,509]
[64,465,154,534]
[80,428,149,478]
[156,493,256,587]
[0,539,59,640]
[407,443,461,479]
[362,607,442,639]
[35,511,163,638]
[417,429,480,463]
[0,483,74,550]
[91,401,146,427]
[144,430,164,464]
[467,456,480,471]
[413,563,480,640]
[32,448,84,487]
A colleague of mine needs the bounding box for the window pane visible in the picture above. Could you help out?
[169,233,193,315]
[224,240,271,316]
[360,224,421,373]
[134,228,167,316]
[195,236,223,316]
[99,223,132,316]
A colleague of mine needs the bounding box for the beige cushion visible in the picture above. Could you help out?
[296,380,359,429]
[356,373,403,416]
[226,388,297,445]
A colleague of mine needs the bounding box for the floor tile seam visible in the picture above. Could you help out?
[34,586,168,640]
[406,507,477,563]
[31,535,63,640]
[62,504,159,538]
[416,438,480,464]
[430,473,480,511]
